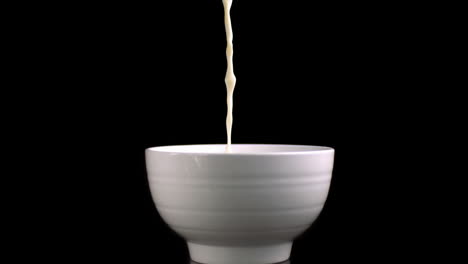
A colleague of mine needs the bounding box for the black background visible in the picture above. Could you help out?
[7,0,455,263]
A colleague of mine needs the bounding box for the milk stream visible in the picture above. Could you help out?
[223,0,236,153]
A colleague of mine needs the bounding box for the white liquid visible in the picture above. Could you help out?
[223,0,236,153]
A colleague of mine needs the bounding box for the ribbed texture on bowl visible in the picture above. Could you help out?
[146,145,334,246]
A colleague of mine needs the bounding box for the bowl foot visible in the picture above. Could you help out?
[187,242,292,264]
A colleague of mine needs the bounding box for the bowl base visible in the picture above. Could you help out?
[187,242,292,264]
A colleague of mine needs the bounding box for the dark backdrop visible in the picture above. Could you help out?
[8,0,449,263]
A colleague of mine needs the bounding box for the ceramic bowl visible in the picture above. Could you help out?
[146,144,334,264]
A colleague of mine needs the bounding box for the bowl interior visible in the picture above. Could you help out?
[147,144,333,155]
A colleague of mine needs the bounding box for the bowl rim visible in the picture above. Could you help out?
[146,144,334,156]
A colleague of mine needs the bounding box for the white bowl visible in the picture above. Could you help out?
[146,144,335,264]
